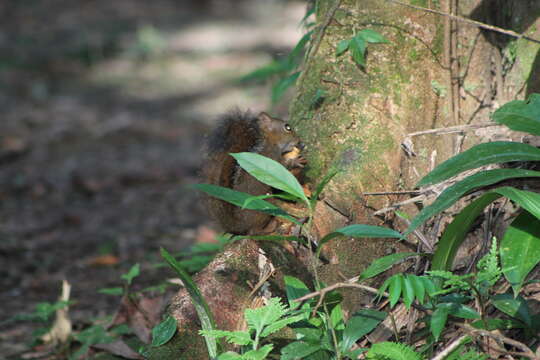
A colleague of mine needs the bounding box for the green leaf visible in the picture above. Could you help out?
[240,60,288,83]
[318,224,404,257]
[243,344,273,360]
[98,287,124,296]
[495,187,540,219]
[287,30,313,65]
[341,309,386,352]
[121,263,140,285]
[492,93,540,136]
[432,186,540,271]
[349,36,366,66]
[492,294,532,327]
[388,275,402,308]
[151,315,177,347]
[199,330,252,346]
[437,303,480,320]
[406,168,540,234]
[310,169,338,209]
[272,71,300,103]
[282,341,321,360]
[359,252,418,281]
[431,305,449,340]
[217,352,243,360]
[358,29,389,43]
[231,152,308,205]
[401,275,415,309]
[245,298,286,334]
[193,183,299,225]
[501,211,540,296]
[409,275,426,304]
[330,303,345,330]
[368,342,422,360]
[75,325,114,345]
[417,141,540,187]
[431,193,502,271]
[260,313,305,338]
[471,318,525,331]
[284,276,311,306]
[160,247,218,357]
[336,39,350,56]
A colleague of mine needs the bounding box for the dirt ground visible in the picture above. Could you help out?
[0,0,305,355]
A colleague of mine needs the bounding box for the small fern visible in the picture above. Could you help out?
[476,237,502,291]
[367,342,423,360]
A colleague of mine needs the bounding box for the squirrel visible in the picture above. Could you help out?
[203,109,306,235]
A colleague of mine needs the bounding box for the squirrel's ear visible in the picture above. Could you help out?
[258,112,273,124]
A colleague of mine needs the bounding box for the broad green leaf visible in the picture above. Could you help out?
[336,39,350,56]
[217,352,243,360]
[318,224,404,257]
[437,303,480,319]
[310,169,338,209]
[151,315,177,347]
[431,193,502,271]
[492,294,532,327]
[358,29,389,43]
[281,341,322,360]
[243,344,273,360]
[417,141,540,187]
[240,60,288,83]
[401,275,415,309]
[340,309,386,352]
[231,152,308,205]
[409,275,425,304]
[406,169,540,234]
[121,263,140,285]
[284,276,311,306]
[98,287,123,296]
[272,71,300,103]
[75,325,114,345]
[160,248,218,357]
[330,303,345,330]
[193,183,299,225]
[287,30,313,65]
[501,211,540,296]
[359,252,419,280]
[389,275,402,308]
[431,306,449,340]
[471,318,525,330]
[349,36,366,66]
[293,326,322,343]
[495,187,540,219]
[492,93,540,136]
[199,330,252,346]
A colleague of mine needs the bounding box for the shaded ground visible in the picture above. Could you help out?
[0,0,305,355]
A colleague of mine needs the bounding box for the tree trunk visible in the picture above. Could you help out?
[157,1,540,358]
[290,0,539,302]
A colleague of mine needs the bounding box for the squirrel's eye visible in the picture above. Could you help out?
[284,124,292,132]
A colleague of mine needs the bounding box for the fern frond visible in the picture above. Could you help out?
[245,297,287,333]
[367,342,423,360]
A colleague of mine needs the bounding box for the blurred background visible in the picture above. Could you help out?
[0,0,307,353]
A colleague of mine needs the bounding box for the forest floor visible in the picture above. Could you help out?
[0,0,305,355]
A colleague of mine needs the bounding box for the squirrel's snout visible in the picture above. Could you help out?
[297,142,306,150]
